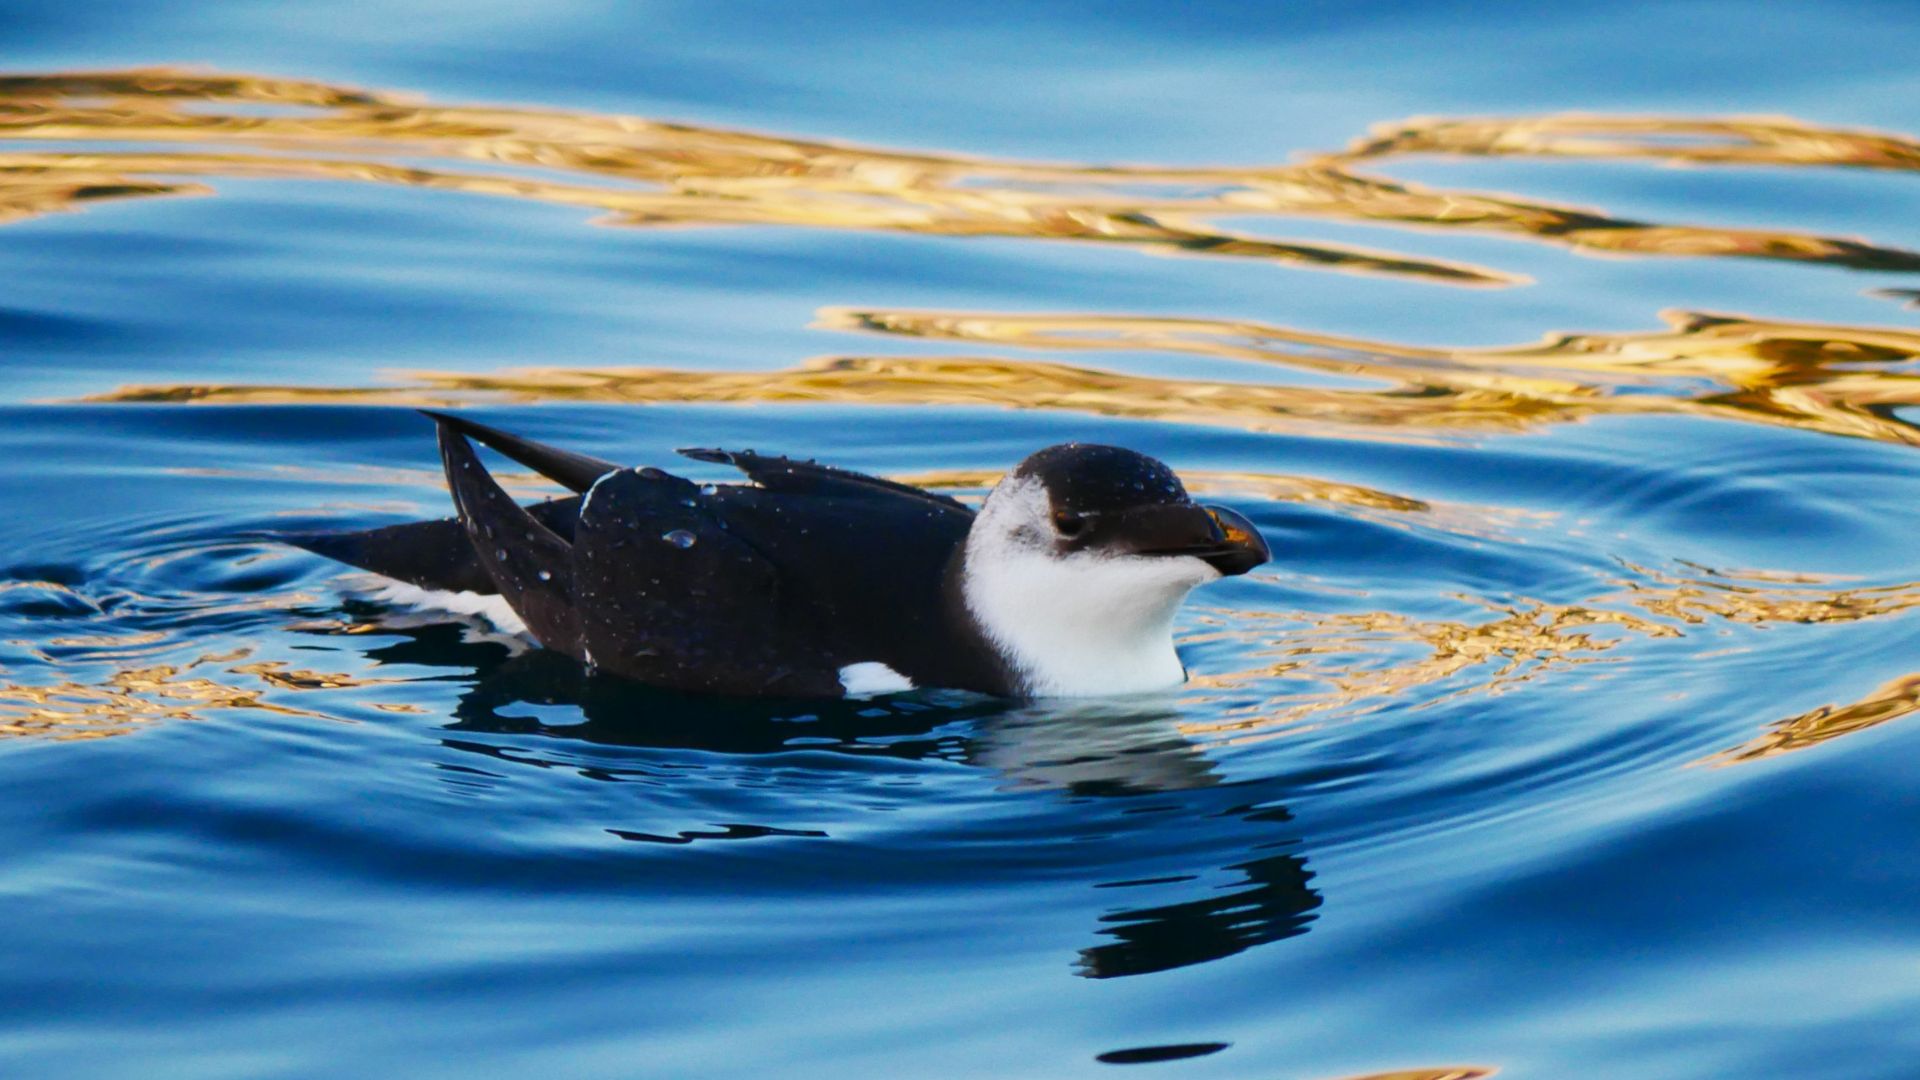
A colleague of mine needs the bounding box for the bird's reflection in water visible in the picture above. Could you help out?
[1077,802,1319,979]
[964,701,1322,976]
[966,703,1222,795]
[335,606,1321,979]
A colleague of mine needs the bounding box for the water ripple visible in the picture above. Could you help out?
[3,53,1920,1080]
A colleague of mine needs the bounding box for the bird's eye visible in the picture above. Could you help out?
[1053,511,1086,538]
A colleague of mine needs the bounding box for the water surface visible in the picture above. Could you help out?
[3,5,1919,1078]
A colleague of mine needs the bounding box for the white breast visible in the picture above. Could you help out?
[960,478,1218,697]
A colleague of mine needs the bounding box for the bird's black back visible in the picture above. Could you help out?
[281,431,1013,697]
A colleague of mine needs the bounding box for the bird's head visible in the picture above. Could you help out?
[960,443,1270,697]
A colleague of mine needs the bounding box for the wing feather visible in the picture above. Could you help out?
[677,447,972,515]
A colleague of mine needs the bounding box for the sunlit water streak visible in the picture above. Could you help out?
[4,69,1920,282]
[2,58,1920,1080]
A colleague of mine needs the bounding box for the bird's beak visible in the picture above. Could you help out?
[1198,505,1269,577]
[1117,503,1270,577]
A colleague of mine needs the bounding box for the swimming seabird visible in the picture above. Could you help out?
[283,412,1270,699]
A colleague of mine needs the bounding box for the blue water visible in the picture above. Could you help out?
[3,4,1920,1078]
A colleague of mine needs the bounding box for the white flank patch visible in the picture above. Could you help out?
[962,476,1219,698]
[365,579,530,637]
[838,661,916,697]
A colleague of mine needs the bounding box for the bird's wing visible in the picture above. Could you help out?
[677,447,974,517]
[278,414,990,696]
[281,418,972,595]
[417,418,839,693]
[435,421,583,651]
[411,415,967,518]
[420,410,619,493]
[696,485,991,690]
[570,466,843,695]
[274,411,608,591]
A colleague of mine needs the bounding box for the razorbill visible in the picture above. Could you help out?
[281,412,1270,699]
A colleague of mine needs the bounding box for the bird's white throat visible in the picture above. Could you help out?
[961,478,1219,697]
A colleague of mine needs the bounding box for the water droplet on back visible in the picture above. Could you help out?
[663,529,697,548]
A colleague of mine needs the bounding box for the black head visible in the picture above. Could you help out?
[1006,443,1269,576]
[1013,443,1190,515]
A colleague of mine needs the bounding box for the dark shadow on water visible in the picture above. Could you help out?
[328,608,1322,980]
[1095,1042,1231,1065]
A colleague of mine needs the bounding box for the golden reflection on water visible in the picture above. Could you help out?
[1706,672,1920,766]
[0,651,334,740]
[1185,568,1920,754]
[78,355,1564,444]
[823,307,1920,447]
[1183,600,1668,743]
[1620,562,1920,628]
[0,575,392,739]
[1328,1069,1495,1080]
[5,67,1920,284]
[21,68,1920,446]
[1339,114,1920,170]
[82,307,1920,448]
[887,468,1429,513]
